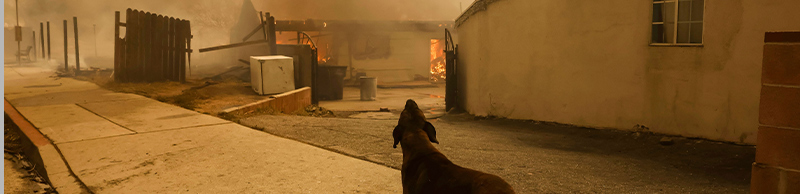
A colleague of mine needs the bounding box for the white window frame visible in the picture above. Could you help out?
[650,0,705,46]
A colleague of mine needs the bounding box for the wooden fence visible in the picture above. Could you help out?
[115,9,192,83]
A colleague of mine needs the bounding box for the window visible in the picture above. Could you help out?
[652,0,704,45]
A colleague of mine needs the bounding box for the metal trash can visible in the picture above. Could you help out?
[360,77,377,101]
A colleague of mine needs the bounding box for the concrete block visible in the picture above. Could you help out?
[751,164,780,194]
[762,44,800,86]
[755,126,800,169]
[759,86,800,129]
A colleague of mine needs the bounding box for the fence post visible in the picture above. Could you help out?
[186,20,191,78]
[32,31,37,60]
[63,20,68,72]
[40,23,44,59]
[73,17,80,75]
[268,16,277,55]
[47,22,50,59]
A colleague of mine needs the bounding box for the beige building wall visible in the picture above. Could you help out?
[455,0,800,144]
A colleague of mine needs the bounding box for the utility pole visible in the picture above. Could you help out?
[32,31,36,60]
[64,20,68,72]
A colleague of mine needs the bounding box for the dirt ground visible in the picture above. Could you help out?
[73,70,337,120]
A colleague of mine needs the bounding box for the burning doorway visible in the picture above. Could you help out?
[430,39,446,82]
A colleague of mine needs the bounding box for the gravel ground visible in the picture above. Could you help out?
[239,113,754,194]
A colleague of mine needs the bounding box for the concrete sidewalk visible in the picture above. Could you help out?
[4,65,401,193]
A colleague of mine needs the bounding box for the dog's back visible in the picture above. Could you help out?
[403,152,515,194]
[394,99,515,194]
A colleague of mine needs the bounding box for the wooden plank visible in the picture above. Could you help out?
[153,15,163,82]
[198,40,269,53]
[137,10,146,82]
[125,10,136,82]
[170,17,178,81]
[162,16,169,81]
[123,9,133,82]
[149,13,157,82]
[143,12,152,82]
[178,20,187,83]
[242,22,265,42]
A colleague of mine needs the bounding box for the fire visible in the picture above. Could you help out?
[430,39,446,82]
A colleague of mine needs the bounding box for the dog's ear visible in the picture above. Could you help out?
[393,126,403,148]
[423,122,439,144]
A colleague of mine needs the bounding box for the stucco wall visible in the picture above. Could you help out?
[455,0,800,144]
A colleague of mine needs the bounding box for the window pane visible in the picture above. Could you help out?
[677,23,691,43]
[690,23,703,43]
[652,24,665,43]
[653,4,663,22]
[678,0,692,21]
[692,0,704,21]
[652,2,676,44]
[664,2,676,24]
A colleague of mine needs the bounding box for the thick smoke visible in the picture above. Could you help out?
[4,0,473,77]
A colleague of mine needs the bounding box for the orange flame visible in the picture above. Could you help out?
[430,39,446,82]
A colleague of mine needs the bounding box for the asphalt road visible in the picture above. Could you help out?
[239,113,755,194]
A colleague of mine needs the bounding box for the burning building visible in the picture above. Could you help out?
[273,19,454,83]
[225,0,457,85]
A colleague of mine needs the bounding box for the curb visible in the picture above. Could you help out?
[222,87,311,114]
[5,99,91,194]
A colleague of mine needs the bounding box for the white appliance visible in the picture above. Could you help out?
[250,56,295,95]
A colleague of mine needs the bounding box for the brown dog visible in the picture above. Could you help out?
[393,99,515,194]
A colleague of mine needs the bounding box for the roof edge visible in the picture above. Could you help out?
[455,0,503,27]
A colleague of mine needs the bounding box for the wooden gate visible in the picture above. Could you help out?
[114,9,192,83]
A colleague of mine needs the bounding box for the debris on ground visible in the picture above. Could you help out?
[5,121,57,194]
[4,122,23,153]
[379,107,390,112]
[202,65,250,82]
[659,137,675,146]
[294,105,336,117]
